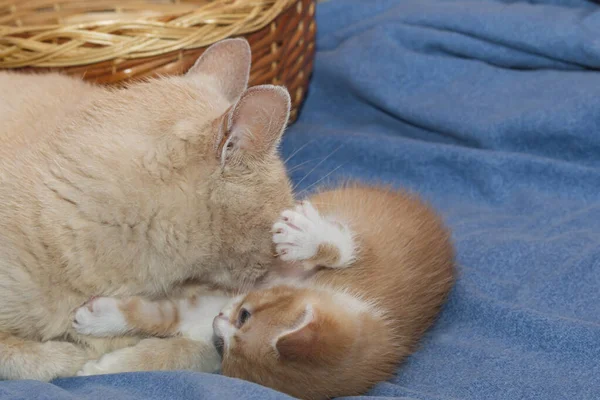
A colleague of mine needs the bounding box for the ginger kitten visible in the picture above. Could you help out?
[0,39,294,380]
[74,184,455,399]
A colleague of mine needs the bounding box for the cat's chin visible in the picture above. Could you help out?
[254,261,318,289]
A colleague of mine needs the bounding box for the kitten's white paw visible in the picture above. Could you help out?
[272,201,355,266]
[76,352,122,376]
[272,201,321,262]
[73,297,128,337]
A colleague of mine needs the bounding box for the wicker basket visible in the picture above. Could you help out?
[0,0,316,122]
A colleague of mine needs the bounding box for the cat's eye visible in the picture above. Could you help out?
[237,308,251,327]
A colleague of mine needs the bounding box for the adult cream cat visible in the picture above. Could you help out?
[0,38,294,380]
[74,184,455,399]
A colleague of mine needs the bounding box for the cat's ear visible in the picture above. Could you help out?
[275,304,317,361]
[218,85,291,163]
[187,38,251,102]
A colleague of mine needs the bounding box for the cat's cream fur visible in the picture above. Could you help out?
[74,184,455,399]
[0,38,294,380]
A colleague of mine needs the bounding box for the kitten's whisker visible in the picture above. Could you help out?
[284,140,316,164]
[292,144,344,192]
[241,277,252,293]
[297,162,347,196]
[235,275,255,296]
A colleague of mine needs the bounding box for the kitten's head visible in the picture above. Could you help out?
[213,285,398,400]
[64,39,294,290]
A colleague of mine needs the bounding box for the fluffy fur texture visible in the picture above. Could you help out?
[73,289,229,376]
[217,185,456,399]
[74,184,455,399]
[0,38,294,380]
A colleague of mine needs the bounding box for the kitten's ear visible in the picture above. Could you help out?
[187,38,251,102]
[275,304,317,361]
[219,85,291,163]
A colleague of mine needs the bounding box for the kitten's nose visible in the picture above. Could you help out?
[213,313,227,334]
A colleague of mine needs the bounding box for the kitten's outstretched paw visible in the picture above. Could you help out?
[272,201,355,267]
[272,201,321,262]
[73,297,127,337]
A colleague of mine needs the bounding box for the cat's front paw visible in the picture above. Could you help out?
[76,352,122,376]
[73,297,128,337]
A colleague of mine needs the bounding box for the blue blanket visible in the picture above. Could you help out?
[3,0,600,399]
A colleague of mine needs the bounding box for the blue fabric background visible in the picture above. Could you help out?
[2,0,600,398]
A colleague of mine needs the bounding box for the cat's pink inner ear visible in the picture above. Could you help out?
[186,38,250,102]
[275,304,316,361]
[223,85,291,160]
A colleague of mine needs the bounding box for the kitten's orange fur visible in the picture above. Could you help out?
[0,39,294,380]
[218,185,456,399]
[75,184,455,399]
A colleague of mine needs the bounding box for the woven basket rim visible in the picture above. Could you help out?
[0,0,297,68]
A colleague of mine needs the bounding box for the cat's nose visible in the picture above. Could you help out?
[218,312,224,317]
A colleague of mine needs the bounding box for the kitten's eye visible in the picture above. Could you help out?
[237,308,251,327]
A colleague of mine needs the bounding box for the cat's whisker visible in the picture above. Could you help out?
[284,139,316,164]
[297,162,347,197]
[292,144,344,192]
[287,158,321,174]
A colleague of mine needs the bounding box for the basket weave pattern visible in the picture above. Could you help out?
[0,0,316,121]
